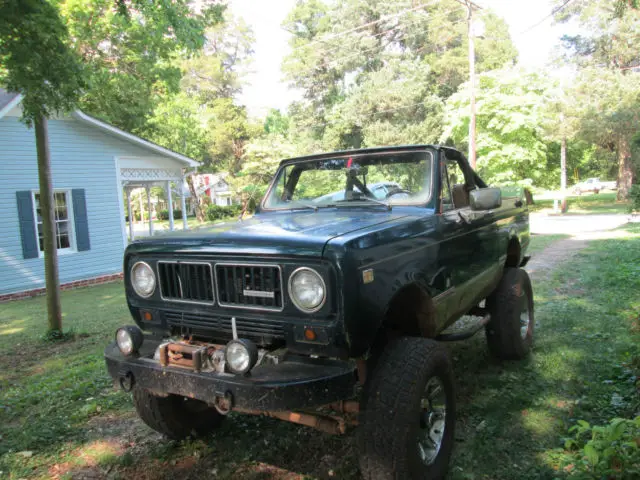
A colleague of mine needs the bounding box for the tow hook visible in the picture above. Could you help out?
[213,391,234,415]
[119,371,135,392]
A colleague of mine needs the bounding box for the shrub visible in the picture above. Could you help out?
[157,209,169,221]
[205,205,239,221]
[173,209,183,219]
[628,184,640,214]
[562,416,640,478]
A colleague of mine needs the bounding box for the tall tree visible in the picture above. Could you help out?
[56,0,225,134]
[282,0,517,149]
[556,0,640,198]
[0,0,85,335]
[442,69,551,185]
[571,67,640,199]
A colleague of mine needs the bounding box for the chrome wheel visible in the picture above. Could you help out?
[520,291,531,339]
[418,377,447,466]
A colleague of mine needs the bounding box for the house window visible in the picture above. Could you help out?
[33,191,74,253]
[226,197,231,206]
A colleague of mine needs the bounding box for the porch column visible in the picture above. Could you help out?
[181,176,188,230]
[146,184,154,236]
[126,186,134,241]
[166,180,174,231]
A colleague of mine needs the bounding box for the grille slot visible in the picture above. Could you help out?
[164,311,285,343]
[158,262,214,304]
[215,263,283,311]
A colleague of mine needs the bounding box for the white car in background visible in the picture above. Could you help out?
[573,177,602,195]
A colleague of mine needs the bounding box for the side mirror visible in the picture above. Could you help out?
[470,187,502,211]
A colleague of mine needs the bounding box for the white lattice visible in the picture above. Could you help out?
[120,168,183,181]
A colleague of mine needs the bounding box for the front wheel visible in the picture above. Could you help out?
[133,388,224,440]
[485,267,534,360]
[358,337,456,480]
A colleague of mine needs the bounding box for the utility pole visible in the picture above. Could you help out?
[460,0,482,169]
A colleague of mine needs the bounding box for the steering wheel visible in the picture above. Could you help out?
[386,189,411,199]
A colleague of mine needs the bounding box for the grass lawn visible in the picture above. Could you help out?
[531,192,630,215]
[527,233,571,255]
[1,229,638,479]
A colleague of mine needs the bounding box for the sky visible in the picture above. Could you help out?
[230,0,574,117]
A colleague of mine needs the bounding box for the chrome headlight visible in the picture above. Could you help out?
[131,261,155,298]
[288,267,326,313]
[225,339,258,374]
[116,325,143,356]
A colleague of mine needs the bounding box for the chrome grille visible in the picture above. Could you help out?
[215,263,283,311]
[157,262,214,304]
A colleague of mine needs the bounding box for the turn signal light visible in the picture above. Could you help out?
[304,328,317,341]
[142,311,153,321]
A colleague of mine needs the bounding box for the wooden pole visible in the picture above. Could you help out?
[467,2,477,170]
[560,135,568,212]
[35,115,62,333]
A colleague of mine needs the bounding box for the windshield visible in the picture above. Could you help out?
[263,150,433,210]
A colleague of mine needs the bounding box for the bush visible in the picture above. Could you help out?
[205,204,240,221]
[157,209,184,221]
[562,417,640,478]
[628,184,640,213]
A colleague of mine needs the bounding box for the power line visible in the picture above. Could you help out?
[292,7,467,71]
[293,1,441,50]
[301,6,465,60]
[519,0,575,35]
[320,17,468,70]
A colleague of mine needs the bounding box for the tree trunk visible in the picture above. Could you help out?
[186,174,204,222]
[617,136,634,200]
[35,115,62,334]
[560,136,568,212]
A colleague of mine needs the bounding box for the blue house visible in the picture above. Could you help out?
[0,90,199,300]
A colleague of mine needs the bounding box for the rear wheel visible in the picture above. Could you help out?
[133,388,224,440]
[358,337,455,479]
[485,267,534,360]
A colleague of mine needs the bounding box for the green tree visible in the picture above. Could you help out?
[264,109,290,135]
[282,0,517,149]
[555,1,640,198]
[207,98,259,174]
[57,0,225,134]
[442,69,551,186]
[145,92,209,162]
[0,0,85,335]
[571,67,640,198]
[180,15,254,103]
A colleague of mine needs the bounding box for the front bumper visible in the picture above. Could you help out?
[104,340,357,411]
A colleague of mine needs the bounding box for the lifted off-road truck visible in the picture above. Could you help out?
[105,145,533,479]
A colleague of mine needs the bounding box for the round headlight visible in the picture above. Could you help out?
[225,339,258,374]
[288,267,326,313]
[116,325,143,356]
[131,261,156,298]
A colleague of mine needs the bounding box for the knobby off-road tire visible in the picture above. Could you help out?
[358,337,456,480]
[486,267,534,360]
[133,388,224,440]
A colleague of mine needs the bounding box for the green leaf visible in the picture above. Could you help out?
[583,443,600,466]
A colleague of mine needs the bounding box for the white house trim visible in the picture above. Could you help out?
[0,94,24,119]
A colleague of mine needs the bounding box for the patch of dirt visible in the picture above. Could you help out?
[526,236,589,282]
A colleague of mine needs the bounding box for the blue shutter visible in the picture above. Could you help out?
[16,191,39,259]
[72,189,90,251]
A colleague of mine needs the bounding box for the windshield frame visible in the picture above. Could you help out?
[260,148,436,212]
